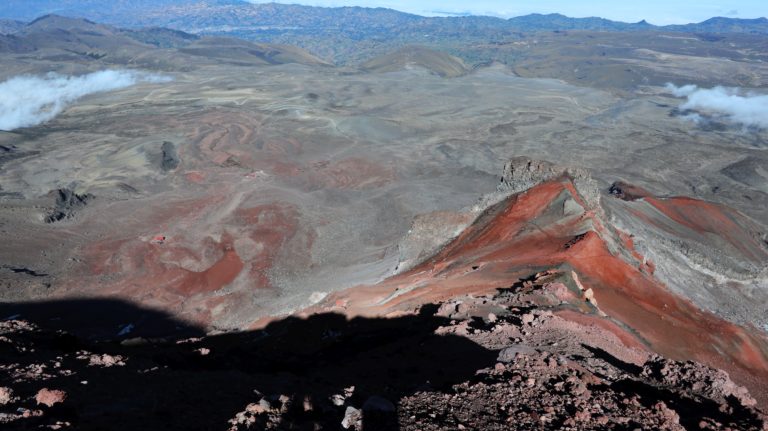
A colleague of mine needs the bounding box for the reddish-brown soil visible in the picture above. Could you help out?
[56,196,310,327]
[644,196,768,262]
[307,157,396,190]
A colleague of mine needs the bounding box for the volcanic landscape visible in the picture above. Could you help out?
[0,8,767,430]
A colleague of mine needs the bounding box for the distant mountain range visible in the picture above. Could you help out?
[1,0,766,33]
[1,1,766,64]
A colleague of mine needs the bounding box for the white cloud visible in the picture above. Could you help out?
[666,84,698,98]
[0,70,172,131]
[665,83,768,129]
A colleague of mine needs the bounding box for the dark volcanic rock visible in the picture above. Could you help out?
[608,180,651,201]
[160,141,179,171]
[397,353,767,431]
[45,188,93,223]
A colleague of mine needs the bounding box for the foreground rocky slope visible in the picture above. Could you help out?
[1,275,766,430]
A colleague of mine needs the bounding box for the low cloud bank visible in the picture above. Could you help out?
[0,70,172,131]
[665,83,768,129]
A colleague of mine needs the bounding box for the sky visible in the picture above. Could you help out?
[246,0,766,25]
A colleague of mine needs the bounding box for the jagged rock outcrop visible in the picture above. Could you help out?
[44,188,93,223]
[498,156,600,209]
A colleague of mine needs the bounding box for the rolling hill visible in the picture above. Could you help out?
[361,46,470,77]
[179,36,331,66]
[0,14,331,70]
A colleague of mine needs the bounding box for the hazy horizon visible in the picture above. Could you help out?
[246,0,766,25]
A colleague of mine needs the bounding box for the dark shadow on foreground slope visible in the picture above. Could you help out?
[0,298,205,340]
[0,299,497,430]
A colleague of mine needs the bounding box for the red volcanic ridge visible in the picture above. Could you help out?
[317,157,768,410]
